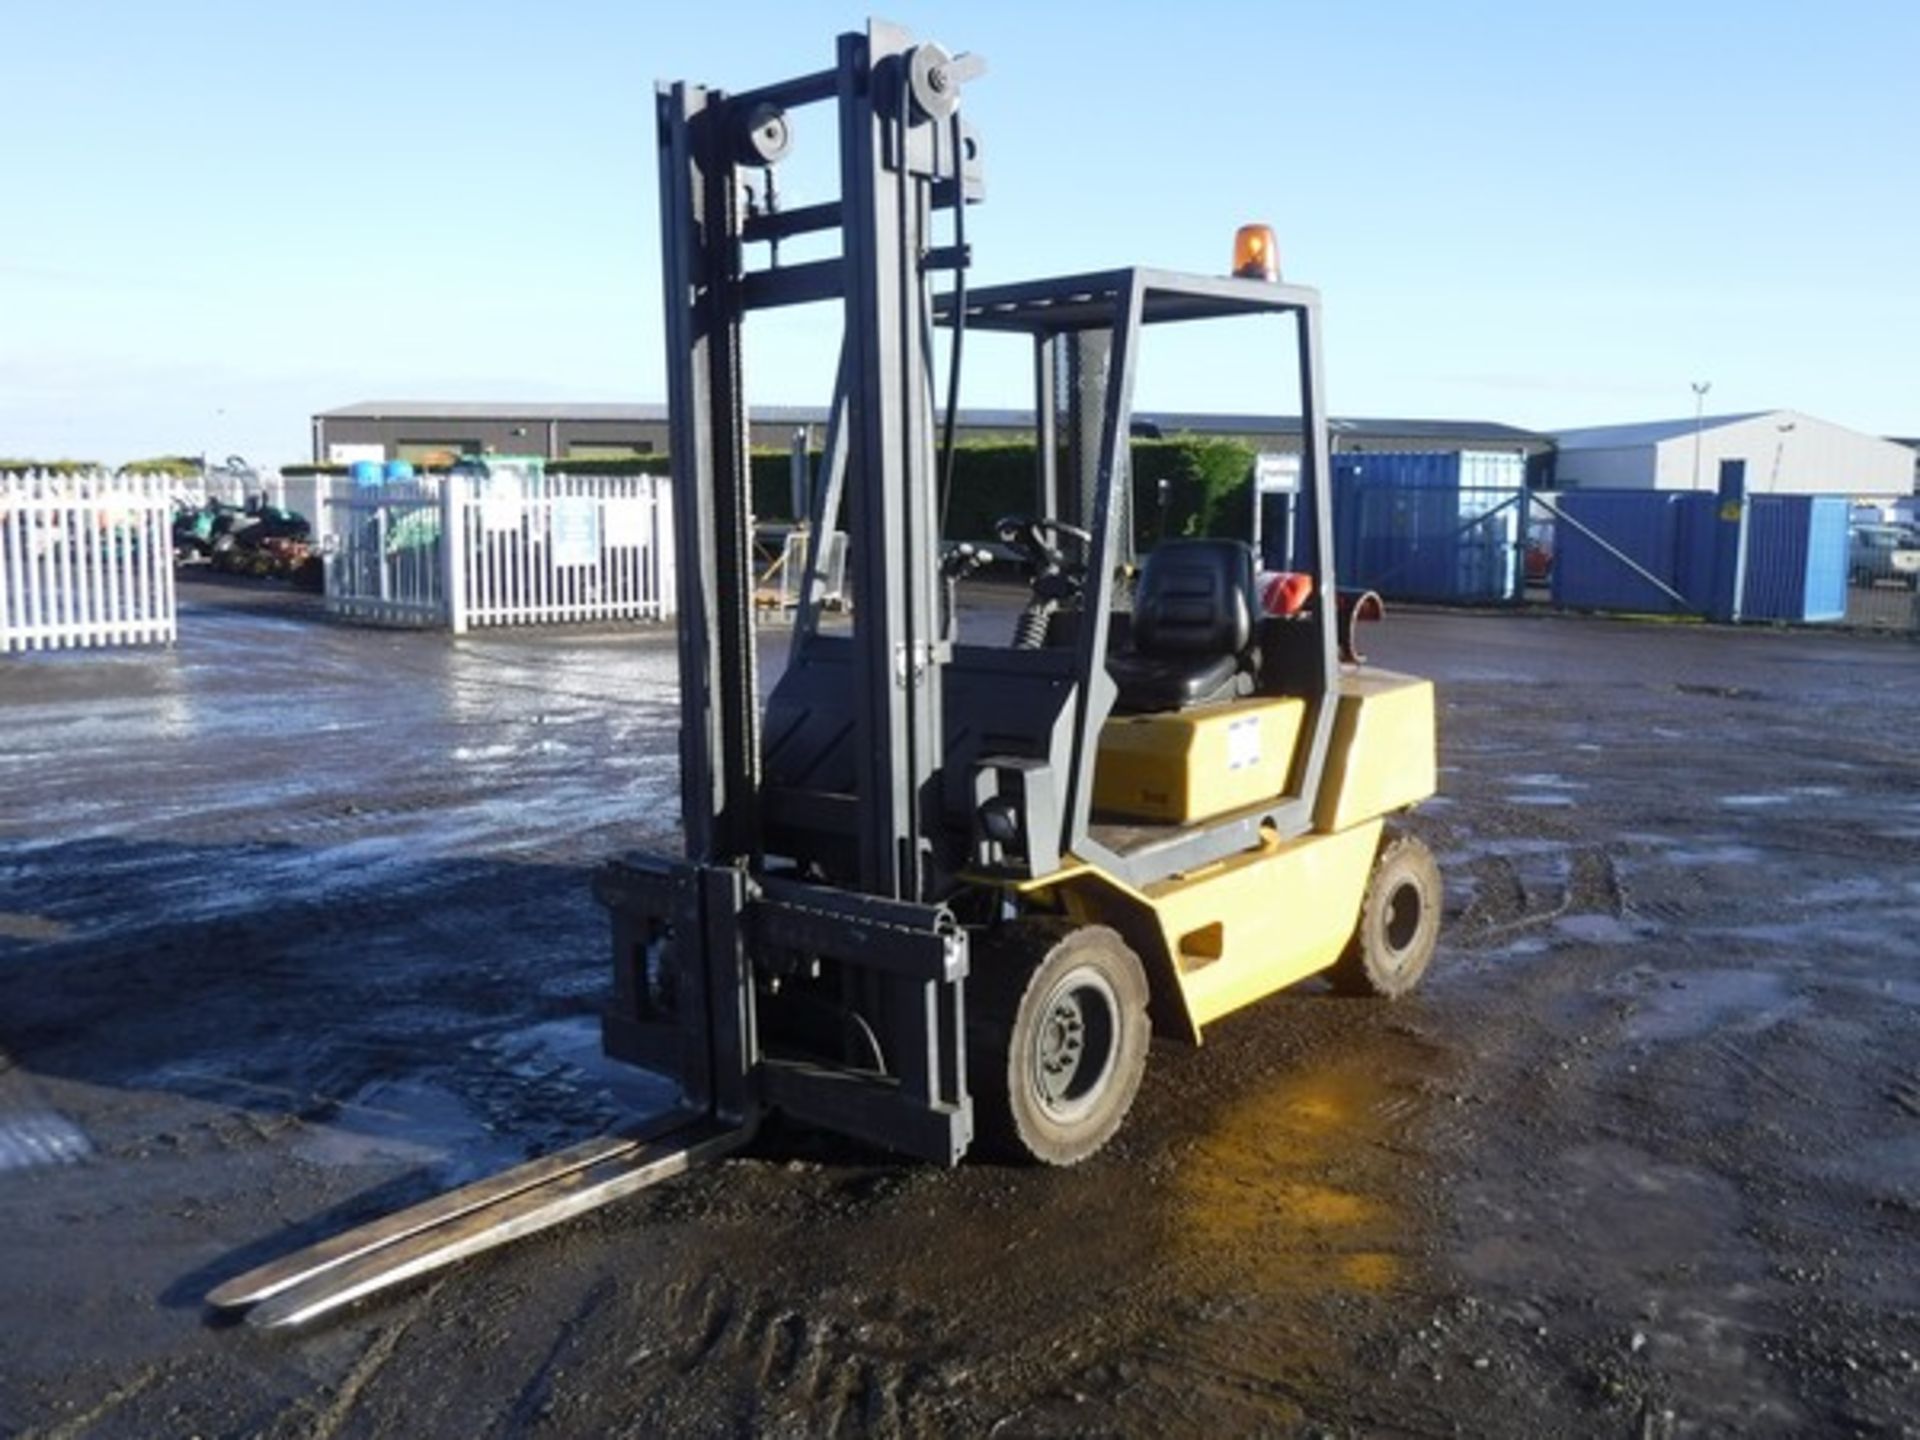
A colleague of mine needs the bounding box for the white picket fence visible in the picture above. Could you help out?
[1,470,177,653]
[319,469,677,632]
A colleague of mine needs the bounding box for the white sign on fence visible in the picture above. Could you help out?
[549,498,600,567]
[479,494,523,534]
[603,498,653,549]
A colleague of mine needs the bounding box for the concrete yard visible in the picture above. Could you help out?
[2,581,1917,1437]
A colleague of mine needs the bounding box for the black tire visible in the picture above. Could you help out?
[967,922,1150,1166]
[1329,833,1442,999]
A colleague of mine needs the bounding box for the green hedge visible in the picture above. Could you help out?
[1126,438,1258,546]
[544,455,673,477]
[119,456,203,478]
[744,437,1258,546]
[0,458,103,475]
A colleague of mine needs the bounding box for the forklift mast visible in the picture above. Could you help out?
[594,20,984,1162]
[657,19,981,899]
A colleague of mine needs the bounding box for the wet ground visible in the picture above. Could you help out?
[2,577,1917,1438]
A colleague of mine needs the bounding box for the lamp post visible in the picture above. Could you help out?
[1768,421,1796,493]
[1689,381,1711,491]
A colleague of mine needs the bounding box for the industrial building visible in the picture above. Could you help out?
[310,400,1548,466]
[1551,410,1912,498]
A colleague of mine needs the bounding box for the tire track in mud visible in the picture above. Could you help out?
[651,1272,947,1436]
[493,1276,620,1436]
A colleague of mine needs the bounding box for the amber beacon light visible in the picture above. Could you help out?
[1232,223,1280,281]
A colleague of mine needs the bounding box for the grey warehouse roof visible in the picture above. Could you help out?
[1552,413,1769,450]
[322,401,668,421]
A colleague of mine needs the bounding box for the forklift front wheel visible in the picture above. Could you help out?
[969,923,1150,1166]
[1330,833,1442,999]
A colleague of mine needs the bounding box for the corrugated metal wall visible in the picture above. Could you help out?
[1741,495,1848,622]
[1551,492,1716,613]
[1319,451,1527,603]
[1551,491,1848,622]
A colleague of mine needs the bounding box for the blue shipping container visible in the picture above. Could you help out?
[1740,495,1847,622]
[1550,492,1715,613]
[1550,490,1847,622]
[1316,451,1526,602]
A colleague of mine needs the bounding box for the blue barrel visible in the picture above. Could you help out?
[383,460,415,484]
[351,460,384,489]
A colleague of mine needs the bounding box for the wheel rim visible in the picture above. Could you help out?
[1030,965,1121,1122]
[1382,878,1424,961]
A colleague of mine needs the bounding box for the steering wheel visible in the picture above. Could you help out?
[994,514,1092,572]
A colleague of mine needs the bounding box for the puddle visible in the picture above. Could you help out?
[1481,934,1553,958]
[481,1016,681,1117]
[1710,918,1920,962]
[1505,793,1574,807]
[1663,844,1763,867]
[1458,1141,1747,1285]
[293,1078,519,1180]
[1508,773,1587,790]
[0,1106,93,1173]
[1623,969,1803,1043]
[1719,794,1789,808]
[1555,913,1642,945]
[1797,876,1892,907]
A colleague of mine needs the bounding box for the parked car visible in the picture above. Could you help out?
[1849,525,1920,588]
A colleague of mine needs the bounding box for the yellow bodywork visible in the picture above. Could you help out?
[1312,669,1437,833]
[1033,669,1437,1042]
[1092,697,1306,824]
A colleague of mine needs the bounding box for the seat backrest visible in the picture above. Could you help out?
[1132,539,1256,657]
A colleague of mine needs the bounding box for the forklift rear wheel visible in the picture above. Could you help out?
[1330,833,1442,999]
[969,923,1150,1166]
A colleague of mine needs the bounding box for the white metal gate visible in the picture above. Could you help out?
[319,468,676,632]
[320,477,448,626]
[1,470,177,653]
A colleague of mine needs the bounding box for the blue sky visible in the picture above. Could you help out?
[3,1,1914,464]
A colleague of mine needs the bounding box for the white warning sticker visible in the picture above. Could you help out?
[1227,714,1262,771]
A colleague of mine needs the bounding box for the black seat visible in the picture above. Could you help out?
[1108,539,1257,713]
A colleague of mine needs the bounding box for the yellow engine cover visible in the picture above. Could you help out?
[1312,669,1437,833]
[1093,696,1306,824]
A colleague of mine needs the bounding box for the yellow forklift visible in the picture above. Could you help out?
[210,17,1439,1325]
